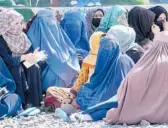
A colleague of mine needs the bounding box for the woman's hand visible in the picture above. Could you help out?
[33,48,48,61]
[21,53,38,64]
[21,48,47,63]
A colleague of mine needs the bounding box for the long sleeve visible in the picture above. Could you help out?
[70,63,89,96]
[0,37,21,69]
[126,49,143,64]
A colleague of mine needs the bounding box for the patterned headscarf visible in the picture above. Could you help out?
[97,5,128,32]
[0,8,31,55]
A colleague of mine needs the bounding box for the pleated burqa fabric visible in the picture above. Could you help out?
[106,32,168,124]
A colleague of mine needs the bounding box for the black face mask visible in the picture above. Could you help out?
[92,18,102,28]
[155,20,164,31]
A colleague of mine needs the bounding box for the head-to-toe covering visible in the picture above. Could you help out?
[128,6,155,43]
[83,31,105,66]
[0,8,31,55]
[97,5,128,33]
[27,9,80,90]
[61,10,90,52]
[106,31,168,124]
[76,35,134,111]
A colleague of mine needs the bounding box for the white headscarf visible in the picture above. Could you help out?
[107,25,139,53]
[0,8,31,55]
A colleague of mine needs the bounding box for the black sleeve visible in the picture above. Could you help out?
[126,50,143,64]
[0,37,21,68]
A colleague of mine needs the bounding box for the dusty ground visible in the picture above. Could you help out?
[0,113,168,128]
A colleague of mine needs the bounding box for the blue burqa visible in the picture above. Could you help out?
[76,36,134,120]
[61,11,90,63]
[27,9,80,91]
[0,57,21,119]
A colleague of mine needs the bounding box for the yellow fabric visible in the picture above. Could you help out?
[72,64,90,92]
[83,31,105,65]
[46,32,105,97]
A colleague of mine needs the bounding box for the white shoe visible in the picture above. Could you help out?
[70,113,81,122]
[70,113,93,122]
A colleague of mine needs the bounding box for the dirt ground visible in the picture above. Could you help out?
[0,113,168,128]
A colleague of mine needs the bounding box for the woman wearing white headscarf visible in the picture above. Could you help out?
[107,25,144,63]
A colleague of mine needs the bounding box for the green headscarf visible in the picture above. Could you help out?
[98,5,128,31]
[15,0,30,6]
[15,8,34,22]
[0,0,14,6]
[0,0,34,22]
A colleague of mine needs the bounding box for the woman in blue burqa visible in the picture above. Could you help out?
[0,57,21,119]
[27,9,80,91]
[57,34,135,121]
[60,11,90,66]
[74,35,134,110]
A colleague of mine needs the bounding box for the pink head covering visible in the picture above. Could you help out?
[0,8,31,55]
[106,31,168,124]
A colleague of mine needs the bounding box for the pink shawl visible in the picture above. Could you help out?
[106,32,168,124]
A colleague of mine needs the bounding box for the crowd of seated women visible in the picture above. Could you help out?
[1,5,168,125]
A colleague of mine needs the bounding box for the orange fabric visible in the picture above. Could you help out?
[71,64,89,92]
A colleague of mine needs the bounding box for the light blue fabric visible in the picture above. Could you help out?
[60,11,90,58]
[27,9,80,91]
[16,107,41,117]
[0,57,21,119]
[76,36,134,112]
[97,5,128,33]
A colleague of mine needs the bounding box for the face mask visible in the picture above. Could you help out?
[155,21,164,31]
[92,18,101,28]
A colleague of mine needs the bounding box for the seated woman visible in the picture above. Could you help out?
[0,8,43,107]
[45,32,105,110]
[0,57,21,119]
[74,34,134,110]
[60,11,90,65]
[69,25,146,122]
[107,25,144,63]
[128,7,158,48]
[97,5,128,33]
[105,31,168,125]
[127,7,159,63]
[149,6,168,31]
[85,8,104,38]
[57,34,134,118]
[26,9,80,91]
